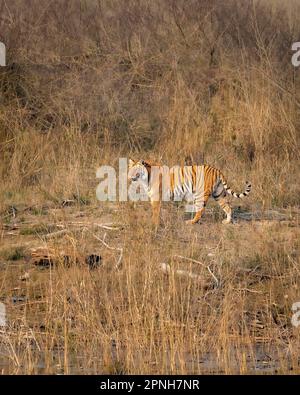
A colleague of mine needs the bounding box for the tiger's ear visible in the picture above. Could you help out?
[128,158,135,168]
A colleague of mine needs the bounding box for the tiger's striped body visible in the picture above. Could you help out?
[128,159,251,225]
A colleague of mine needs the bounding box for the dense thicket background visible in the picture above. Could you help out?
[0,0,300,207]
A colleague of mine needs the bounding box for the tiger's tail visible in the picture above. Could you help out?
[219,174,252,199]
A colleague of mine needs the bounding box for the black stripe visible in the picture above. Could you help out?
[213,189,224,199]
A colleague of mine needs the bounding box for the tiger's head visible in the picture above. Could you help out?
[128,159,150,183]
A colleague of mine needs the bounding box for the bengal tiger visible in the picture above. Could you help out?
[128,159,251,226]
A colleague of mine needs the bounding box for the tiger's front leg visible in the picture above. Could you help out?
[185,207,205,224]
[151,200,161,228]
[185,194,209,224]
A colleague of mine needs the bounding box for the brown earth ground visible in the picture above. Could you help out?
[0,199,299,374]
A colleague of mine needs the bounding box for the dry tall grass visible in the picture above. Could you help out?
[0,0,300,374]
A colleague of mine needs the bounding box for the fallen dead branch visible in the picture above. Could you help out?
[233,288,263,294]
[93,223,124,231]
[44,229,69,239]
[61,221,124,231]
[173,255,219,286]
[159,262,203,281]
[30,247,102,269]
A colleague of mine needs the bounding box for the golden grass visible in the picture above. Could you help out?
[0,204,300,374]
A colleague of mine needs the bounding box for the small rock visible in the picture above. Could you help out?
[34,257,53,267]
[61,199,76,207]
[12,296,26,304]
[85,254,102,269]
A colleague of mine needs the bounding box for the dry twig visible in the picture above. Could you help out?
[173,255,219,286]
[93,233,123,269]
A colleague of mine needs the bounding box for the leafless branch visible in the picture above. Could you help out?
[93,233,123,269]
[173,255,219,286]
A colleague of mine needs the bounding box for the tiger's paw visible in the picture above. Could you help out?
[185,219,198,225]
[222,218,232,225]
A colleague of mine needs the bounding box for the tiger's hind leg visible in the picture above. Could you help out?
[218,197,232,224]
[212,180,232,224]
